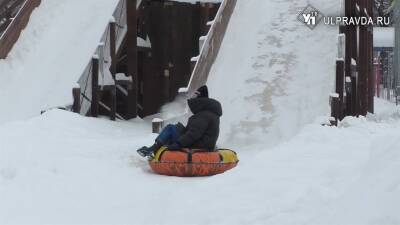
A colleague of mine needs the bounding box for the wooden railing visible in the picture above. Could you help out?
[74,0,142,119]
[0,0,24,34]
[180,0,237,96]
[0,0,40,59]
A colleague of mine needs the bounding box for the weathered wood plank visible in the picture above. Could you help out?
[184,0,237,96]
[0,0,41,59]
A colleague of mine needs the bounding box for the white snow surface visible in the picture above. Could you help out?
[205,0,339,149]
[0,0,119,125]
[1,99,400,224]
[1,0,399,224]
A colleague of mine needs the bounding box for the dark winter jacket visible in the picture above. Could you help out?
[177,97,223,150]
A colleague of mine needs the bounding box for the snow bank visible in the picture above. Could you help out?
[0,110,156,224]
[0,0,119,125]
[1,99,400,224]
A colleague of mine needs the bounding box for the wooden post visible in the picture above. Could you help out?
[367,0,374,113]
[126,0,138,119]
[368,29,374,113]
[375,58,381,98]
[337,30,346,117]
[110,86,117,121]
[91,56,99,117]
[330,93,339,126]
[349,0,358,116]
[164,69,170,102]
[109,19,117,78]
[109,19,117,121]
[340,23,353,117]
[336,59,345,120]
[358,29,368,115]
[351,60,358,116]
[357,0,374,116]
[339,26,351,116]
[72,87,81,113]
[152,118,164,133]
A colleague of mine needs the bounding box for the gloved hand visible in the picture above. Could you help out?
[167,143,181,150]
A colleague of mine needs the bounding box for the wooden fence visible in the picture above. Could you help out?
[0,0,40,59]
[0,0,25,33]
[330,0,374,125]
[74,0,142,120]
[181,0,237,96]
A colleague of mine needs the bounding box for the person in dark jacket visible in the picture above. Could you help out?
[137,85,223,157]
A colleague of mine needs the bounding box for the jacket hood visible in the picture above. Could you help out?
[188,98,222,116]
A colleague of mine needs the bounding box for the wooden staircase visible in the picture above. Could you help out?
[73,0,233,120]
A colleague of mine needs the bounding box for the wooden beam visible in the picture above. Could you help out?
[367,0,374,113]
[91,56,99,117]
[126,0,138,119]
[109,20,117,78]
[357,0,367,115]
[330,94,340,126]
[336,59,345,120]
[344,0,358,116]
[109,20,117,120]
[351,60,358,116]
[110,86,117,121]
[0,0,41,59]
[72,87,81,113]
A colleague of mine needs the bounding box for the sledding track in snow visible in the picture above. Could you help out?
[206,0,339,149]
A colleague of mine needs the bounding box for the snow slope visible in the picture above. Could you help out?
[206,0,339,149]
[2,0,399,224]
[1,99,400,224]
[0,0,119,125]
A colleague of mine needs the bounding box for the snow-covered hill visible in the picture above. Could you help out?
[1,0,399,224]
[0,0,119,125]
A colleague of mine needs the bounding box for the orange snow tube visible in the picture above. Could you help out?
[149,147,239,177]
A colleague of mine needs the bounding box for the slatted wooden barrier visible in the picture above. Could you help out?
[74,0,222,120]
